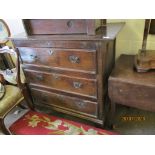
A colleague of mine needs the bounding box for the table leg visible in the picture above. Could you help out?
[0,118,10,135]
[107,100,116,129]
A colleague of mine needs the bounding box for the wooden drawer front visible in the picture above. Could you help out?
[31,88,98,117]
[23,19,92,35]
[25,70,97,98]
[19,47,96,73]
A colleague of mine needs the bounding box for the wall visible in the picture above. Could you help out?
[108,19,155,58]
[4,19,25,36]
[4,19,25,48]
[4,19,155,59]
[108,19,144,58]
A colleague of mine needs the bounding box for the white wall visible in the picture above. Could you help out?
[4,19,25,36]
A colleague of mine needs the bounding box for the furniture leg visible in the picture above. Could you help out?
[0,118,11,135]
[18,104,27,109]
[108,100,116,129]
[22,85,34,110]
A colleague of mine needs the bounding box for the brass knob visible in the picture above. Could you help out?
[36,75,43,81]
[69,55,80,63]
[73,82,82,88]
[30,54,37,60]
[67,20,73,28]
[76,101,85,108]
[52,74,60,80]
[56,94,64,101]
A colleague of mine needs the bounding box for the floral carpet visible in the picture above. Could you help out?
[9,111,117,135]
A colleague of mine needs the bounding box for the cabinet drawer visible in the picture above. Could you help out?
[23,19,95,35]
[19,47,96,73]
[25,69,97,99]
[31,88,98,117]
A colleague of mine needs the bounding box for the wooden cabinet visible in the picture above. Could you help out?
[10,20,123,126]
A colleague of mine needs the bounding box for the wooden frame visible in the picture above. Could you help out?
[0,19,11,44]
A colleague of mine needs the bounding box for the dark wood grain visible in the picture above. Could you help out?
[97,40,116,120]
[18,47,97,73]
[10,22,125,41]
[110,55,155,86]
[34,102,104,125]
[24,69,97,99]
[109,55,155,108]
[23,19,98,35]
[29,84,97,102]
[31,88,98,118]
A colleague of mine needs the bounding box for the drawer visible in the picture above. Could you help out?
[31,88,98,117]
[18,47,96,73]
[23,19,96,35]
[25,69,97,99]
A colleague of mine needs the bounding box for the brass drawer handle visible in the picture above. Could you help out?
[73,82,83,89]
[69,55,80,63]
[52,74,60,80]
[36,75,43,81]
[67,20,73,28]
[76,101,85,108]
[57,95,64,100]
[30,54,37,60]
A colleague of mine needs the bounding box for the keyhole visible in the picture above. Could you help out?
[67,20,73,28]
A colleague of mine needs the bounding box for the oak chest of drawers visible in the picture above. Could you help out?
[11,20,123,126]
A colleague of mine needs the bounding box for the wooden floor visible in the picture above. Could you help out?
[1,103,155,135]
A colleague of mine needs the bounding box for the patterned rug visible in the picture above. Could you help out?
[9,111,117,135]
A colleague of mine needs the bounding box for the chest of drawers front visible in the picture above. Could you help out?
[13,38,115,126]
